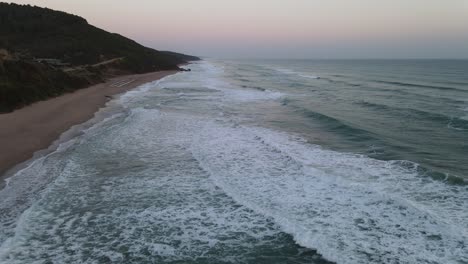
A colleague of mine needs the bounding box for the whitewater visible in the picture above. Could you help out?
[0,60,466,264]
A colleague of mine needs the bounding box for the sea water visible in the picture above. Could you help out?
[0,59,467,263]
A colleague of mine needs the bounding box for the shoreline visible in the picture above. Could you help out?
[0,70,178,183]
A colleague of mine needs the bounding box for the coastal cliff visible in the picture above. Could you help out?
[0,3,199,112]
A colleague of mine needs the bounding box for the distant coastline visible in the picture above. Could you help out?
[0,70,178,184]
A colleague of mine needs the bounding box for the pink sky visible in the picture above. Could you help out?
[7,0,468,58]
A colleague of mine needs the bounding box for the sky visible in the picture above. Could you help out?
[7,0,468,59]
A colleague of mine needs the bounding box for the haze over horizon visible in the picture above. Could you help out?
[6,0,468,59]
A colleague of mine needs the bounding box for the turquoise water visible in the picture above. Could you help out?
[0,60,466,263]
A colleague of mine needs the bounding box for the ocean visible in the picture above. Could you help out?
[0,59,467,263]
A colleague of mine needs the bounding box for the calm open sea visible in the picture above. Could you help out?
[0,59,467,263]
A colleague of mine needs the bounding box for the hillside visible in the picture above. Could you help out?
[0,3,199,112]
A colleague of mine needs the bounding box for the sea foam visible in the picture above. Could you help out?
[192,121,467,264]
[272,67,320,79]
[1,59,466,264]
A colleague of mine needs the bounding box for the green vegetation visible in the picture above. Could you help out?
[0,3,199,112]
[0,59,103,112]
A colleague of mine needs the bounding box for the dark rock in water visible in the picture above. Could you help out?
[180,68,191,72]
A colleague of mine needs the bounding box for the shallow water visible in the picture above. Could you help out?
[0,60,467,263]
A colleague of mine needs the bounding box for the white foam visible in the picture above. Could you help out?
[298,74,320,79]
[2,59,465,264]
[118,61,283,106]
[118,73,179,105]
[0,107,128,247]
[185,61,285,103]
[191,122,468,264]
[0,110,298,263]
[273,67,320,80]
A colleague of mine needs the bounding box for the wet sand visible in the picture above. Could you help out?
[0,70,177,180]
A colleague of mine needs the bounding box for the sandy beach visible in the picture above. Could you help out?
[0,70,177,180]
